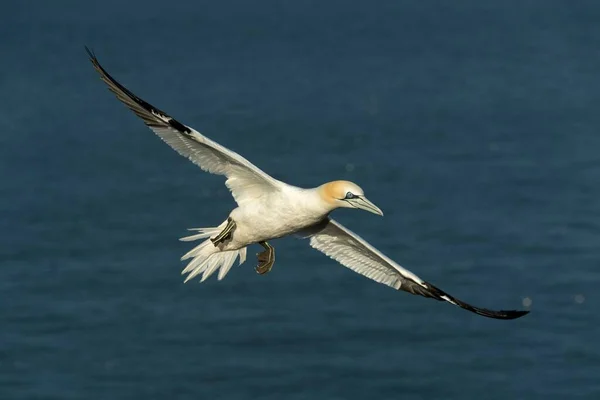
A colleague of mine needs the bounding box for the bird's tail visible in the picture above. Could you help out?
[178,223,247,283]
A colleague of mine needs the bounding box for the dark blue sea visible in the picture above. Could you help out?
[2,1,599,398]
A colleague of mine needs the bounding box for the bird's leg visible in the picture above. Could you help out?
[211,217,236,246]
[255,241,275,275]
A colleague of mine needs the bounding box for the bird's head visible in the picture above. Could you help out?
[319,180,383,216]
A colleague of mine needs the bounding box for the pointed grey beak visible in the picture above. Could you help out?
[347,196,384,216]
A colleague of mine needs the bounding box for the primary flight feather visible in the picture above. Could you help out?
[86,48,528,320]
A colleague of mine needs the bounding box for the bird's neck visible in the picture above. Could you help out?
[280,186,330,216]
[304,186,337,216]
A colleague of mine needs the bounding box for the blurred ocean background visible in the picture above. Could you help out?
[1,1,599,398]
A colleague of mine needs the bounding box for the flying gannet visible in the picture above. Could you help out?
[86,48,528,320]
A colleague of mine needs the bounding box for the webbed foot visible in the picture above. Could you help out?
[255,241,275,275]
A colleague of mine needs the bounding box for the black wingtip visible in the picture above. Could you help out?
[85,46,193,135]
[452,300,530,320]
[417,281,530,320]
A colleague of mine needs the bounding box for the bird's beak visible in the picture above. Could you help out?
[348,196,384,216]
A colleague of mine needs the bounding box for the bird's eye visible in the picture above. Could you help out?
[344,192,356,199]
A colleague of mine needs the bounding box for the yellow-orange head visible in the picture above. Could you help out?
[318,180,383,216]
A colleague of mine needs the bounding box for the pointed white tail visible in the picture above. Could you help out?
[179,224,247,283]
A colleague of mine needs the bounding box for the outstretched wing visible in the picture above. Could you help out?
[86,47,284,205]
[305,218,528,320]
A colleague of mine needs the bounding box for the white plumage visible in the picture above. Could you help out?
[87,48,528,320]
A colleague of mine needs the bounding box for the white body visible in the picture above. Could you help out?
[226,186,328,249]
[179,184,337,282]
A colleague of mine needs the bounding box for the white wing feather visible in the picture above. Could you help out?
[308,219,425,291]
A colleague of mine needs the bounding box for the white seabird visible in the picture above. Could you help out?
[87,48,528,320]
